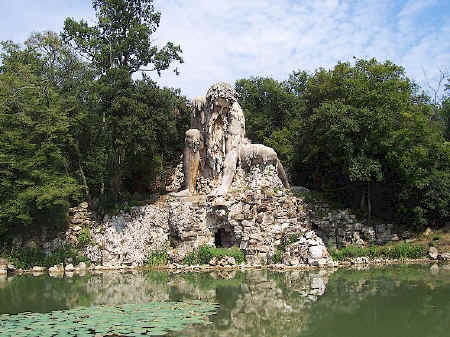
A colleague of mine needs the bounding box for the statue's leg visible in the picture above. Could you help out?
[171,129,201,197]
[276,159,290,189]
[212,149,238,196]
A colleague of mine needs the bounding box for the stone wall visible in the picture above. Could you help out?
[305,199,411,249]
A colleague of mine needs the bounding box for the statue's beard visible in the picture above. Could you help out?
[205,107,229,178]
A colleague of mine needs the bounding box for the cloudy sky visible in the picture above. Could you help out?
[0,0,449,98]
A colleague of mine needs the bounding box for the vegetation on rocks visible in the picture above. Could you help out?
[329,242,427,261]
[183,245,245,265]
[146,250,168,266]
[0,246,88,269]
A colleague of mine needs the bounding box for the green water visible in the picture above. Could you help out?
[0,264,449,337]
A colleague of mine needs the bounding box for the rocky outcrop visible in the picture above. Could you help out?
[305,197,409,248]
[79,165,333,268]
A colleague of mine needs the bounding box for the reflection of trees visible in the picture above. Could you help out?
[302,265,450,337]
[0,274,95,314]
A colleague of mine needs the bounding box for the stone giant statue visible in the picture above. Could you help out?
[173,82,290,196]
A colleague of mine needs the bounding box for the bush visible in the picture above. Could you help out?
[329,243,426,261]
[183,245,245,265]
[272,250,283,264]
[3,247,89,269]
[77,228,92,247]
[147,250,168,266]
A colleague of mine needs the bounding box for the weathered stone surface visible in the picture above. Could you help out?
[429,246,439,259]
[65,264,75,272]
[304,196,406,249]
[172,82,289,197]
[32,266,47,272]
[49,264,64,273]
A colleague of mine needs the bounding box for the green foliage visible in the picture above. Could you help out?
[147,250,168,266]
[183,245,245,265]
[2,247,88,269]
[289,58,450,228]
[62,0,183,76]
[0,41,82,235]
[0,301,217,336]
[329,243,426,261]
[77,228,92,247]
[272,249,283,264]
[235,76,302,168]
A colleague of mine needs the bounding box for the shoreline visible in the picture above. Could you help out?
[2,256,448,277]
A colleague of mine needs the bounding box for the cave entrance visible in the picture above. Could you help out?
[214,228,234,248]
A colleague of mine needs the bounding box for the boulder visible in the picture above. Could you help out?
[65,264,75,272]
[76,262,87,271]
[32,266,47,272]
[49,264,64,273]
[428,246,438,259]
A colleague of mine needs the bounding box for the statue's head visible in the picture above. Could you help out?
[206,82,237,110]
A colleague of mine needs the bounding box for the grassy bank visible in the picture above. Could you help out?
[329,242,427,261]
[0,247,89,269]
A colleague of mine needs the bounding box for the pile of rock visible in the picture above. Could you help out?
[209,256,236,267]
[306,201,408,248]
[282,231,333,267]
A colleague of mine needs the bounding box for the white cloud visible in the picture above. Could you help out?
[0,0,448,99]
[152,0,449,98]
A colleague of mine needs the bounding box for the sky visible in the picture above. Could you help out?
[0,0,449,98]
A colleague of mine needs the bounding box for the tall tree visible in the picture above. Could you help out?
[62,0,184,203]
[0,42,81,235]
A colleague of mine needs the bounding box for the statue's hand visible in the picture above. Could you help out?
[170,189,192,197]
[210,186,227,196]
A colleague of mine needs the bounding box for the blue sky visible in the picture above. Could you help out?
[0,0,448,98]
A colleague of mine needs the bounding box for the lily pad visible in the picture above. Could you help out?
[0,301,217,336]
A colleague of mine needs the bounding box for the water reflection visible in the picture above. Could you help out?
[0,265,449,337]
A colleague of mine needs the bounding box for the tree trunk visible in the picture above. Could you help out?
[79,162,91,204]
[367,182,372,225]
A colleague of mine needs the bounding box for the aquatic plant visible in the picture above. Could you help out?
[0,300,217,336]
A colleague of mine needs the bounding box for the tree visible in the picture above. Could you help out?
[0,42,81,235]
[62,0,183,76]
[295,58,449,228]
[62,0,185,204]
[235,77,302,168]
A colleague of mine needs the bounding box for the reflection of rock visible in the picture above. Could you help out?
[85,272,170,305]
[179,269,335,337]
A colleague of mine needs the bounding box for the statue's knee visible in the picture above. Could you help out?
[185,129,201,151]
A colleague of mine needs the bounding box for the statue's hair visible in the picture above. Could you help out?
[206,82,237,104]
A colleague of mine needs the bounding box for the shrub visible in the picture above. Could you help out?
[329,243,426,261]
[77,228,92,247]
[147,250,168,266]
[272,250,283,264]
[3,247,89,269]
[183,245,245,265]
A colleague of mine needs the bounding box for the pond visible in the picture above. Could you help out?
[0,264,449,336]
